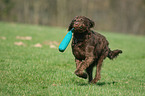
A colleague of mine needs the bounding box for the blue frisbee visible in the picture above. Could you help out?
[59,28,74,52]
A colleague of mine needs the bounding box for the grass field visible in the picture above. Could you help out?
[0,22,145,96]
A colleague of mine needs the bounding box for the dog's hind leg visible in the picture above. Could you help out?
[86,63,94,82]
[91,55,104,84]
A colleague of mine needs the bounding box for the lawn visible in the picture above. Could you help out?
[0,22,145,96]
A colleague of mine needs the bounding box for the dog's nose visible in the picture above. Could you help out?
[75,22,79,25]
[76,22,79,24]
[74,22,80,27]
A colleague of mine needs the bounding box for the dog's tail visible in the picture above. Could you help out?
[107,49,122,60]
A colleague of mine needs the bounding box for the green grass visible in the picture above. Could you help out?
[0,22,145,96]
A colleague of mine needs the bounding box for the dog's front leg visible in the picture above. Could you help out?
[75,57,94,79]
[74,46,95,79]
[74,58,87,79]
[75,59,82,69]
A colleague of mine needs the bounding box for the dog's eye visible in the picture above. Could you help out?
[73,20,76,22]
[80,18,83,21]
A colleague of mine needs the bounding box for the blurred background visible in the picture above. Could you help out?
[0,0,145,35]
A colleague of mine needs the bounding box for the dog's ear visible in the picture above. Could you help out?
[89,19,95,28]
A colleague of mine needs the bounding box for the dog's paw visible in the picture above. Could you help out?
[90,79,98,84]
[75,70,87,79]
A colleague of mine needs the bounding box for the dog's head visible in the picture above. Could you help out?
[68,16,95,33]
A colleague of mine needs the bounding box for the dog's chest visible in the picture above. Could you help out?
[72,40,86,60]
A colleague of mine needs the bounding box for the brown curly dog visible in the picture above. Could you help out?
[68,16,122,84]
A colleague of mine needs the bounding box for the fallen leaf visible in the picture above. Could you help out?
[52,84,57,86]
[14,42,25,46]
[34,43,42,48]
[25,36,32,40]
[0,36,6,40]
[43,40,59,48]
[50,44,56,48]
[52,41,59,45]
[16,36,32,40]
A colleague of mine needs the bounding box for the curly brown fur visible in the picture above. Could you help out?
[68,16,122,84]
